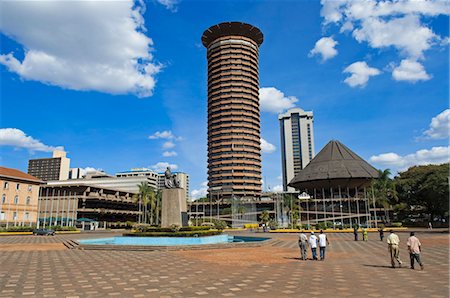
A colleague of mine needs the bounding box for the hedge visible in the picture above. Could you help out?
[0,226,35,232]
[123,230,222,237]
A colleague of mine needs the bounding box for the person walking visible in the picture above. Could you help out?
[386,230,403,268]
[379,228,384,241]
[309,231,318,260]
[298,231,308,261]
[353,226,358,241]
[363,228,368,241]
[318,230,330,261]
[407,232,424,270]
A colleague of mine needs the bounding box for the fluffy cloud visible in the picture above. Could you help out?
[79,167,103,177]
[369,146,450,172]
[156,0,178,12]
[191,181,208,199]
[261,138,276,154]
[309,37,338,61]
[343,61,381,87]
[150,162,178,173]
[148,130,182,140]
[259,87,298,113]
[318,0,450,83]
[162,151,178,157]
[162,141,175,149]
[272,185,283,193]
[0,1,161,97]
[0,128,63,152]
[423,109,450,139]
[392,59,431,82]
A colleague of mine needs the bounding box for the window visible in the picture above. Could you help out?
[24,212,29,220]
[16,184,20,191]
[14,196,18,204]
[1,194,5,204]
[28,185,32,192]
[3,182,8,189]
[13,212,17,220]
[26,197,31,205]
[0,212,5,220]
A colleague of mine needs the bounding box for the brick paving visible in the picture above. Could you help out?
[0,231,448,297]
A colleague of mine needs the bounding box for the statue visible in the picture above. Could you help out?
[164,167,180,188]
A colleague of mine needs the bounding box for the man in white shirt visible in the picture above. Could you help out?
[386,230,403,268]
[407,232,424,270]
[318,230,330,261]
[309,232,318,260]
[298,231,308,260]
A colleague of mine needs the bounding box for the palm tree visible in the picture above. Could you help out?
[134,182,154,224]
[372,169,398,223]
[155,190,162,226]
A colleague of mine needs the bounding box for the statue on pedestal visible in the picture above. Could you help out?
[164,167,180,188]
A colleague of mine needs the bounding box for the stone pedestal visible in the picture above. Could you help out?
[161,188,187,228]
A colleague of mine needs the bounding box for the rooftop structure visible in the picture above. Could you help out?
[28,150,70,181]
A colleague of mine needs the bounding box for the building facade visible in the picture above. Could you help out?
[202,22,264,200]
[0,167,43,227]
[28,150,70,181]
[38,184,139,228]
[279,108,315,191]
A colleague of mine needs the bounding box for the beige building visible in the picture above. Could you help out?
[157,172,190,200]
[28,150,70,181]
[0,167,43,227]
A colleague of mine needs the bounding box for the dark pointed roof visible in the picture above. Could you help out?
[288,140,379,189]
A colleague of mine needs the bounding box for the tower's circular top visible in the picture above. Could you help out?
[202,22,264,48]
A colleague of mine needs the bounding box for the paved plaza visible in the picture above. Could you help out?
[0,230,448,297]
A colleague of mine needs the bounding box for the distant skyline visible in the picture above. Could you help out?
[1,0,449,198]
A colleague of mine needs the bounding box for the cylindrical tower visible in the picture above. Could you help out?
[202,22,263,200]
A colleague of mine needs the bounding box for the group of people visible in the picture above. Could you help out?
[298,229,424,270]
[298,230,329,261]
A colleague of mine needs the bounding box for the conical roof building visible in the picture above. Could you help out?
[288,140,379,190]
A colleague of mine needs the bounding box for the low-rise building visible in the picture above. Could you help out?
[0,167,43,227]
[38,184,140,229]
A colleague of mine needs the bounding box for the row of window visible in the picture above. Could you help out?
[209,156,261,163]
[208,79,259,91]
[209,63,258,75]
[0,211,31,221]
[208,49,258,61]
[3,182,32,191]
[1,194,32,205]
[210,67,258,79]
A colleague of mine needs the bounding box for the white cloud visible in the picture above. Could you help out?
[261,138,276,154]
[0,1,161,97]
[343,61,381,87]
[156,0,178,12]
[319,0,450,83]
[162,141,175,149]
[259,87,298,113]
[0,128,63,152]
[309,37,338,61]
[423,109,450,139]
[79,167,103,177]
[272,185,283,193]
[148,130,182,140]
[369,146,450,172]
[162,151,178,157]
[392,59,431,82]
[150,162,178,173]
[191,181,208,199]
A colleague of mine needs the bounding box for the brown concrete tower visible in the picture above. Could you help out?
[202,22,263,200]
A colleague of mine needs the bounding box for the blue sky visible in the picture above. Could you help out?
[0,0,449,198]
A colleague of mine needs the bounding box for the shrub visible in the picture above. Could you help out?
[123,230,222,237]
[0,226,35,232]
[391,222,403,227]
[211,219,227,231]
[268,220,278,230]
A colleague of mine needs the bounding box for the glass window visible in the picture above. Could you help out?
[24,212,29,220]
[0,212,5,220]
[16,184,20,190]
[1,194,5,204]
[14,196,19,204]
[26,197,31,205]
[13,212,17,220]
[28,185,32,192]
[3,182,8,189]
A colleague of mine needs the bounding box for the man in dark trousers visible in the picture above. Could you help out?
[353,226,358,241]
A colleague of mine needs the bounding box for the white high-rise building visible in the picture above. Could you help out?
[279,108,315,191]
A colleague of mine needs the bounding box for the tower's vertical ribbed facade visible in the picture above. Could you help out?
[202,22,263,200]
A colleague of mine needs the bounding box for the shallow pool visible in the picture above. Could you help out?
[78,235,269,246]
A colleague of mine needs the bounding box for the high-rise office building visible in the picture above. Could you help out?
[279,108,315,191]
[28,150,70,181]
[202,22,264,200]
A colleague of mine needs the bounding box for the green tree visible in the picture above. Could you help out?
[371,169,397,222]
[259,210,270,224]
[395,163,449,221]
[133,182,156,224]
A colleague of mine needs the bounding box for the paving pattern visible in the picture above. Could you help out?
[0,231,448,297]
